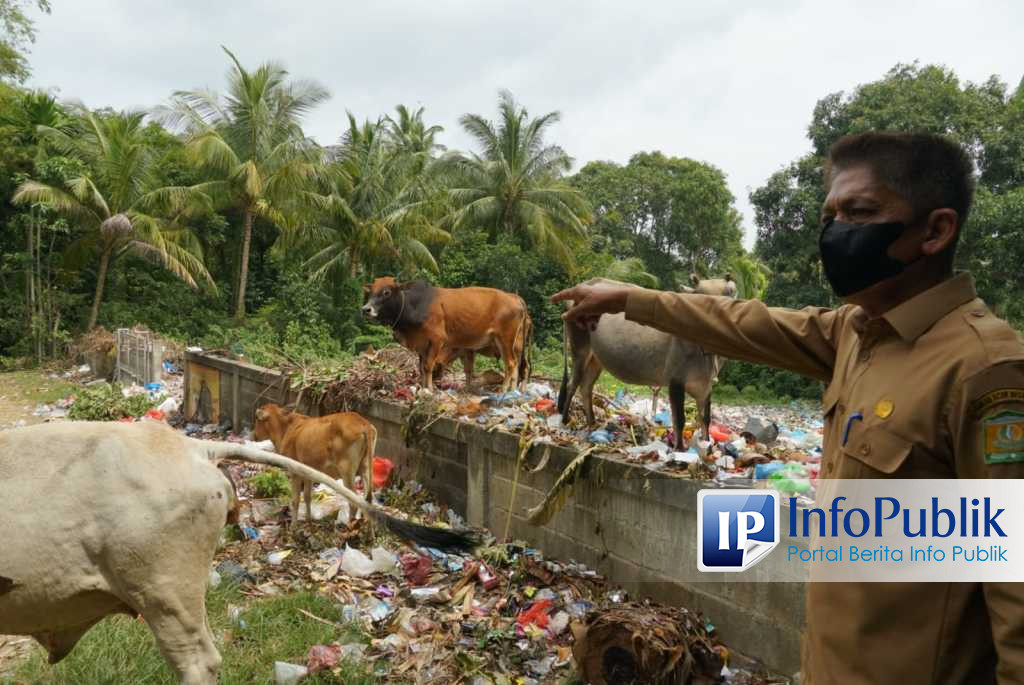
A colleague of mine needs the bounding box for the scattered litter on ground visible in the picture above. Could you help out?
[207,450,784,684]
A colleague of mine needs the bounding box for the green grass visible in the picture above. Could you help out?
[11,583,377,684]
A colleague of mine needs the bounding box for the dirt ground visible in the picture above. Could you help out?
[0,370,75,429]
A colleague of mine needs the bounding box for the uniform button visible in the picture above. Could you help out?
[859,444,871,456]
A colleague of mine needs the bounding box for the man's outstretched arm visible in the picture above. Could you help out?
[551,284,845,382]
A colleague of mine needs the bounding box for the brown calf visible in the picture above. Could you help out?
[361,277,532,392]
[252,404,376,524]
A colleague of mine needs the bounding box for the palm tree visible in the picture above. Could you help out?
[438,90,591,266]
[604,257,659,289]
[298,114,449,281]
[159,47,328,321]
[13,107,214,330]
[385,104,445,173]
[728,255,773,299]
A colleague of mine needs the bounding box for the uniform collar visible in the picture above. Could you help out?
[876,272,977,342]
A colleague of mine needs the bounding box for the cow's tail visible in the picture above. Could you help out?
[557,318,569,414]
[517,305,533,386]
[201,441,477,552]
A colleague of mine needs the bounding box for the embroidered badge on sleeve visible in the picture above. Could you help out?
[983,410,1024,464]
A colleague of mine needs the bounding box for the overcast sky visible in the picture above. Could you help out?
[23,0,1024,248]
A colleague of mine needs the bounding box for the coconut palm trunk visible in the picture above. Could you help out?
[234,208,254,321]
[87,244,113,331]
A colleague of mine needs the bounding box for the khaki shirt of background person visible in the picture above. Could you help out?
[552,132,1024,685]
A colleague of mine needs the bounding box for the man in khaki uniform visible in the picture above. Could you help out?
[553,132,1024,684]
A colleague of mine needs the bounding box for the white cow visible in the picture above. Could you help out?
[0,420,473,684]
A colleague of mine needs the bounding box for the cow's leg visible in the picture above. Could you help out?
[501,347,519,393]
[505,324,526,391]
[289,474,302,523]
[560,348,589,423]
[686,380,713,443]
[577,356,603,427]
[669,382,687,450]
[462,351,476,389]
[139,578,221,685]
[423,344,447,392]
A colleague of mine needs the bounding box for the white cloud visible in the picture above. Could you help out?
[26,0,1024,249]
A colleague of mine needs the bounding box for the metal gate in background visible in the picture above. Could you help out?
[115,328,164,386]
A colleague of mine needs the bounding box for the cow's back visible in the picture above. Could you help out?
[279,412,370,476]
[0,421,233,635]
[434,286,527,348]
[584,278,717,387]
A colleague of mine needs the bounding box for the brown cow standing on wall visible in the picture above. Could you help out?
[362,277,532,392]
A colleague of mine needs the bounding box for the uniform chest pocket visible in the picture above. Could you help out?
[840,423,914,477]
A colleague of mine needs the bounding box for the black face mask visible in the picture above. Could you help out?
[818,218,917,297]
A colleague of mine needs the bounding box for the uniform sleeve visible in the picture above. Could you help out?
[949,361,1024,682]
[623,290,845,382]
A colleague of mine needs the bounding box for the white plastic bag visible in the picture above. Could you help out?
[340,545,397,577]
[274,661,308,685]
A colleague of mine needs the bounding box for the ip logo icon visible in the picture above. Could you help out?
[698,490,779,572]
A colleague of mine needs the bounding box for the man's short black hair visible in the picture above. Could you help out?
[826,132,976,227]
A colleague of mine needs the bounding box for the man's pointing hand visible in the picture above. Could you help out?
[550,284,632,330]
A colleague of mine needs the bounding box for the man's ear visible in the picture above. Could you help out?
[922,208,960,256]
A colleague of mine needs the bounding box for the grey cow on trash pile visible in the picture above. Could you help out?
[0,420,475,684]
[558,274,738,449]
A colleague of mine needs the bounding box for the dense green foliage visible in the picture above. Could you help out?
[743,63,1024,400]
[248,469,292,498]
[1,17,1021,405]
[67,382,157,421]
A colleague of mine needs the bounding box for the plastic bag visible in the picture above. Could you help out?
[340,545,397,578]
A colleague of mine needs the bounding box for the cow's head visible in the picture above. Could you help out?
[682,272,738,298]
[253,403,290,443]
[361,276,412,324]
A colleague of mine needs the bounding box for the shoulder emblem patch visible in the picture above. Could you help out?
[983,410,1024,464]
[972,389,1024,418]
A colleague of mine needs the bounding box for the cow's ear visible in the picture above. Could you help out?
[255,407,268,421]
[689,273,700,287]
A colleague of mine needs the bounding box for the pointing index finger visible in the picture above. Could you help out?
[550,286,582,304]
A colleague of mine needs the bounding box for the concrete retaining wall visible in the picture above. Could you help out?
[185,351,807,675]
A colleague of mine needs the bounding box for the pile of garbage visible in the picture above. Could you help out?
[211,463,783,684]
[392,375,822,502]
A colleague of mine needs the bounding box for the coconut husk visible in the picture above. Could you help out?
[571,602,724,685]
